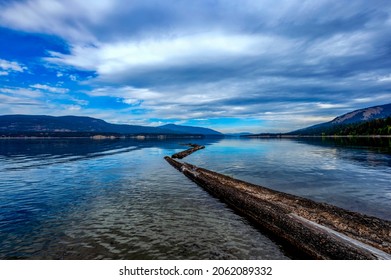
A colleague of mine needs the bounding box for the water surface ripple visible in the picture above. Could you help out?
[0,139,287,259]
[1,138,390,259]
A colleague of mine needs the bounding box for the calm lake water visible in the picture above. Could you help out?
[0,137,390,259]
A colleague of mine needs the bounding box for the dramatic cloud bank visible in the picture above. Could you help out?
[1,0,391,132]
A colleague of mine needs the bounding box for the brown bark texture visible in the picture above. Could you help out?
[165,156,391,260]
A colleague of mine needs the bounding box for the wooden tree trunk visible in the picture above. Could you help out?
[165,156,391,260]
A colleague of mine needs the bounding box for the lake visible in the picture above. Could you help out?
[0,137,390,259]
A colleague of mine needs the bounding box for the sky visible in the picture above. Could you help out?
[0,0,391,133]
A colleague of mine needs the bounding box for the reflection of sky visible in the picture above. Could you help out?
[189,138,391,221]
[0,139,288,259]
[0,137,390,260]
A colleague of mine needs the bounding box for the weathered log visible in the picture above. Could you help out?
[171,144,205,159]
[164,156,391,260]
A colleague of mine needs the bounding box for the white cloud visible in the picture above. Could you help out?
[69,74,77,81]
[0,93,39,105]
[306,31,373,64]
[377,74,391,82]
[122,98,142,106]
[0,59,26,73]
[0,85,90,117]
[30,84,69,94]
[0,0,113,43]
[316,103,348,109]
[87,86,163,100]
[0,87,43,98]
[46,32,296,79]
[352,93,391,104]
[0,87,44,112]
[65,105,81,111]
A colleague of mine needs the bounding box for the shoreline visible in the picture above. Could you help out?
[0,135,204,140]
[1,134,390,139]
[244,134,391,138]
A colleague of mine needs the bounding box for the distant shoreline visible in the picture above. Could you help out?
[1,134,390,140]
[243,134,391,138]
[0,134,205,140]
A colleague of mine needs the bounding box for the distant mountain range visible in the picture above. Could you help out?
[157,123,223,136]
[245,103,391,137]
[0,115,223,137]
[329,103,391,125]
[3,103,390,138]
[289,103,391,135]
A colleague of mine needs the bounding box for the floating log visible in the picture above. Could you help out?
[171,144,205,159]
[164,156,391,260]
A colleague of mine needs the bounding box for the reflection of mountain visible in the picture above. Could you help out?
[290,137,391,167]
[290,103,391,135]
[0,138,224,171]
[0,138,224,158]
[0,115,223,137]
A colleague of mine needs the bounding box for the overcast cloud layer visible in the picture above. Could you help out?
[1,0,391,132]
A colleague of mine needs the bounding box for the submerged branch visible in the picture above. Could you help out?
[171,143,205,159]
